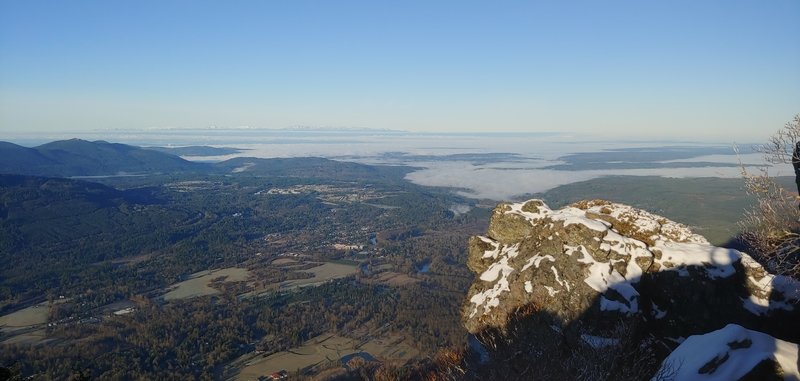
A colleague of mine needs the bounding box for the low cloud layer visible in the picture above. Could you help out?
[69,130,774,201]
[405,158,775,201]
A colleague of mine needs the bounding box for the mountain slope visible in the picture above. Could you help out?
[0,174,176,309]
[0,139,205,177]
[0,141,57,173]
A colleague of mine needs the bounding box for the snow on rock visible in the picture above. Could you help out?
[652,302,667,319]
[463,199,800,335]
[521,254,555,271]
[479,257,514,282]
[504,201,609,232]
[652,241,739,278]
[478,236,502,259]
[468,244,520,318]
[654,324,799,381]
[739,254,800,316]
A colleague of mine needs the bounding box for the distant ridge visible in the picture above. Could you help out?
[0,139,414,180]
[0,139,204,177]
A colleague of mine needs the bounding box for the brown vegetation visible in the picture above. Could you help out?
[738,114,800,278]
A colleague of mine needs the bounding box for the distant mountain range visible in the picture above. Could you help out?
[0,139,204,177]
[0,139,413,181]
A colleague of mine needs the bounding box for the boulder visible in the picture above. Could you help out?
[463,199,800,342]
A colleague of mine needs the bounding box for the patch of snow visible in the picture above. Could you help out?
[564,244,589,257]
[544,285,559,296]
[505,201,545,218]
[601,230,650,280]
[505,244,521,259]
[579,250,632,291]
[504,200,607,232]
[556,207,609,232]
[582,202,707,244]
[479,236,501,259]
[525,281,533,293]
[600,296,633,313]
[470,257,515,317]
[608,283,639,313]
[480,257,514,282]
[521,254,555,271]
[551,266,571,292]
[653,242,739,279]
[742,295,771,315]
[579,250,618,291]
[740,255,800,314]
[652,302,667,319]
[654,324,799,381]
[577,245,641,314]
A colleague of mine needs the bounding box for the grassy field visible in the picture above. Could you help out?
[0,302,50,331]
[271,258,299,266]
[278,262,358,291]
[232,334,356,380]
[0,302,50,333]
[0,302,52,345]
[229,332,419,380]
[358,334,419,361]
[1,328,48,345]
[163,267,252,301]
[365,272,420,287]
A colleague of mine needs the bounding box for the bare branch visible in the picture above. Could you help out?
[754,114,800,164]
[738,113,800,279]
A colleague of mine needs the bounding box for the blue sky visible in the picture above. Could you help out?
[0,0,798,141]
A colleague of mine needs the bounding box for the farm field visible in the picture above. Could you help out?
[0,302,49,333]
[0,302,52,345]
[277,262,358,291]
[163,267,252,301]
[364,271,420,287]
[231,334,356,380]
[229,332,419,380]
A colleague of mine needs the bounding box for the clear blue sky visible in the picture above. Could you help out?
[1,0,798,140]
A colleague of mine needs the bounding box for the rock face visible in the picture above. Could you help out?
[463,199,800,343]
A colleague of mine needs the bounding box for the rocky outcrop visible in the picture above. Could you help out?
[463,199,800,346]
